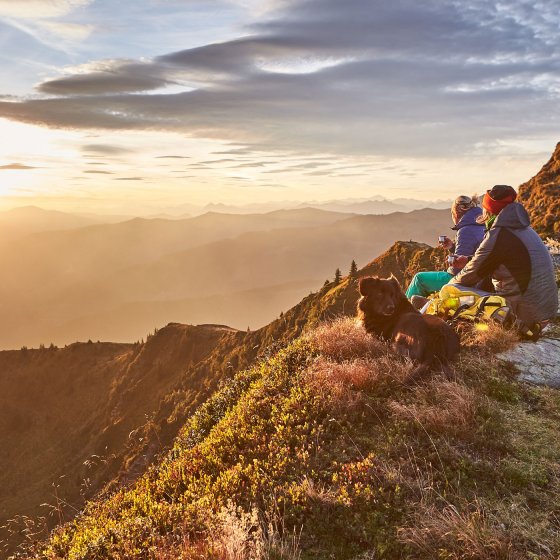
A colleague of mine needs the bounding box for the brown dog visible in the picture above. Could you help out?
[357,275,460,370]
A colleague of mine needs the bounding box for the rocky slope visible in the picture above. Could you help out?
[518,142,560,238]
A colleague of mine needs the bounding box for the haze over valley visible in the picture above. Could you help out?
[0,203,451,349]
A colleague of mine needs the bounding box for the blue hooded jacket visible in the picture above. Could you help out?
[449,206,485,274]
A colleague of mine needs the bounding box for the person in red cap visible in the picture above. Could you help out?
[450,184,557,338]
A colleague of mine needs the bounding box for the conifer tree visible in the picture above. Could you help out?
[349,259,358,277]
[334,268,342,285]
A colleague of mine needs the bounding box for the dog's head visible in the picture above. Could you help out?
[358,275,404,317]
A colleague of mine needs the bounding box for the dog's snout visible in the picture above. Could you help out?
[385,304,395,314]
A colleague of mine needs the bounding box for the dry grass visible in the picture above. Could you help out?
[305,317,418,411]
[458,321,519,355]
[300,477,337,509]
[305,356,414,412]
[208,503,302,560]
[398,502,521,560]
[389,380,478,436]
[307,317,387,361]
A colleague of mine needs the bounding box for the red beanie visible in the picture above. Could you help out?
[482,184,517,215]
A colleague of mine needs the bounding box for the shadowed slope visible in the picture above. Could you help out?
[0,324,238,554]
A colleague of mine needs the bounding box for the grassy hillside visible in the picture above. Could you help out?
[0,241,441,556]
[22,317,560,559]
[10,239,560,558]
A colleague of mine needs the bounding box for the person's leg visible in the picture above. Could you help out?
[405,271,454,298]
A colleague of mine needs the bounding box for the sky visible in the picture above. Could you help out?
[0,0,558,215]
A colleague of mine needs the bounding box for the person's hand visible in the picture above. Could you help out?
[453,255,469,269]
[438,236,454,249]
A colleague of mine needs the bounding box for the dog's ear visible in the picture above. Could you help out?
[389,273,402,292]
[359,276,378,296]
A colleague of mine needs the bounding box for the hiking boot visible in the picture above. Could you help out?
[490,305,514,328]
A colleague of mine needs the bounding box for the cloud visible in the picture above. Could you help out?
[82,144,132,155]
[83,169,114,174]
[0,0,559,159]
[38,60,170,95]
[114,176,144,181]
[0,162,39,169]
[155,155,191,159]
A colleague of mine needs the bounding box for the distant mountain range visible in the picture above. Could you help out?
[0,207,450,349]
[165,196,453,217]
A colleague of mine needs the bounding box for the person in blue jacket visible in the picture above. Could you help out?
[405,195,485,299]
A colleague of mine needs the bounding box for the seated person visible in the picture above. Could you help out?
[450,185,558,333]
[406,195,485,299]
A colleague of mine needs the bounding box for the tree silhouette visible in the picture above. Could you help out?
[349,259,358,277]
[334,268,342,285]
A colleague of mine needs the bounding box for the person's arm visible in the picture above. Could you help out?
[450,228,501,287]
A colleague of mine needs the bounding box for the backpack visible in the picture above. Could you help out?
[423,284,542,340]
[423,284,513,326]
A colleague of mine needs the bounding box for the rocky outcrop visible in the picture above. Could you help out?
[498,326,560,387]
[518,142,560,238]
[498,254,560,386]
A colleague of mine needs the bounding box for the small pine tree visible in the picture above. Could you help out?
[334,268,342,285]
[349,259,358,277]
[323,279,330,287]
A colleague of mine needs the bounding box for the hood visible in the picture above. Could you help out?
[493,202,530,229]
[451,206,483,230]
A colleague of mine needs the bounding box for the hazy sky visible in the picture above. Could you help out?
[0,0,558,214]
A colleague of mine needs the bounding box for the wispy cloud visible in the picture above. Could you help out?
[155,155,191,159]
[0,162,40,170]
[82,144,132,155]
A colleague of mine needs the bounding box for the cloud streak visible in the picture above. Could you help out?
[0,163,40,170]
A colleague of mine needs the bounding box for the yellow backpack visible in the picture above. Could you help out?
[424,285,543,340]
[423,284,512,325]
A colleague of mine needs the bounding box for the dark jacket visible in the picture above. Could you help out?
[451,202,558,326]
[448,206,485,275]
